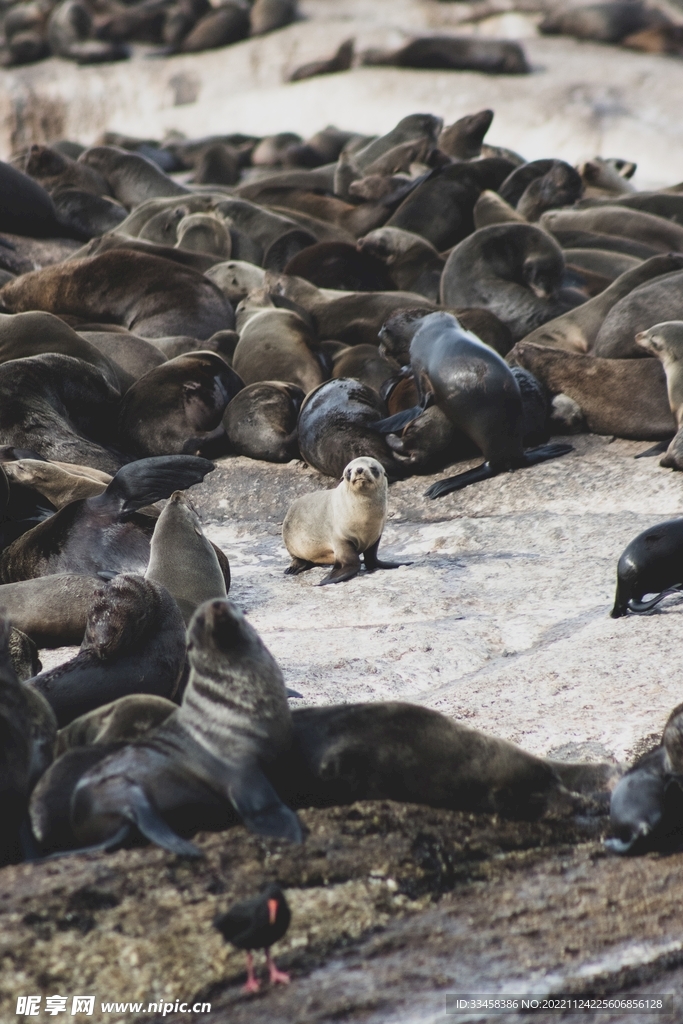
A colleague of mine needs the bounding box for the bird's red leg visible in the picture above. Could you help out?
[266,949,290,985]
[242,951,261,994]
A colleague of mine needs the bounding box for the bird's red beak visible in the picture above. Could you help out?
[268,899,278,926]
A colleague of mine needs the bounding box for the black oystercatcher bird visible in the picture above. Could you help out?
[214,883,291,994]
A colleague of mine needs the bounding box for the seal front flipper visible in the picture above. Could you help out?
[226,762,302,843]
[425,462,495,498]
[371,407,424,434]
[521,442,573,468]
[90,456,215,519]
[126,783,203,857]
[363,539,410,571]
[284,557,315,576]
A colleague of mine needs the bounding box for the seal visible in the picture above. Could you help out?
[610,518,683,618]
[439,109,494,160]
[356,227,444,302]
[280,701,615,818]
[56,694,177,755]
[223,381,304,463]
[2,459,109,507]
[593,271,683,359]
[635,323,683,469]
[0,613,57,865]
[0,455,215,584]
[379,304,513,360]
[117,352,243,458]
[508,342,674,440]
[607,703,683,855]
[79,328,166,384]
[28,574,187,727]
[0,574,103,648]
[297,377,403,480]
[145,489,228,624]
[372,311,572,495]
[282,456,404,584]
[175,212,231,257]
[540,206,683,255]
[359,36,529,74]
[519,254,683,353]
[0,353,122,474]
[232,308,325,395]
[78,145,190,208]
[69,599,302,855]
[284,241,394,292]
[440,223,579,342]
[0,250,235,340]
[331,344,400,393]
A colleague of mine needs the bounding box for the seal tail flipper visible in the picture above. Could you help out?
[227,764,303,843]
[91,456,215,518]
[370,407,423,434]
[521,442,574,467]
[635,440,671,459]
[126,783,203,857]
[24,823,132,863]
[627,585,683,613]
[425,462,495,498]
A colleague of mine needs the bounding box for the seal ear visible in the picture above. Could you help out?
[226,762,303,844]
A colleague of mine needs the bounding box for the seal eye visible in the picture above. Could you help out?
[371,467,380,478]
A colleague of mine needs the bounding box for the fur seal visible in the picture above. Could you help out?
[539,1,662,44]
[175,213,231,257]
[78,146,190,208]
[439,109,493,160]
[2,459,109,507]
[0,353,122,473]
[0,250,235,340]
[145,489,228,624]
[593,271,683,359]
[47,0,129,63]
[282,456,404,584]
[379,304,513,360]
[117,353,243,458]
[0,614,56,865]
[611,519,683,618]
[288,37,354,81]
[206,261,266,305]
[635,323,683,469]
[297,378,402,479]
[74,231,223,273]
[540,207,683,255]
[0,574,102,647]
[0,455,215,584]
[79,328,167,383]
[283,242,394,292]
[360,36,529,74]
[249,0,295,35]
[56,694,177,755]
[331,344,399,392]
[69,599,302,854]
[508,342,674,441]
[223,381,304,462]
[519,254,683,352]
[356,227,444,302]
[232,308,325,394]
[28,574,187,727]
[280,701,614,818]
[0,159,77,239]
[440,224,579,342]
[607,703,683,855]
[179,2,249,51]
[373,311,571,495]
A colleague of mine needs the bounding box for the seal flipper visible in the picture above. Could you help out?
[635,440,671,459]
[425,443,573,498]
[371,407,423,434]
[126,783,203,857]
[363,538,410,571]
[627,585,683,614]
[89,456,215,519]
[226,763,302,843]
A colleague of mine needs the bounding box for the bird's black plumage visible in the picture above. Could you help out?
[214,883,290,951]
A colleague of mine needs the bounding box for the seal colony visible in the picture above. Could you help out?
[3,96,683,1012]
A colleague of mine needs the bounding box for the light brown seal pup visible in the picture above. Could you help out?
[282,456,404,584]
[635,322,683,469]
